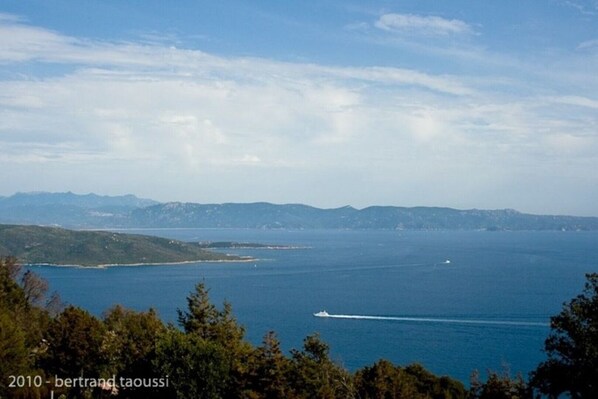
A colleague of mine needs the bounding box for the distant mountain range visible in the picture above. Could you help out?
[1,192,597,231]
[0,192,157,227]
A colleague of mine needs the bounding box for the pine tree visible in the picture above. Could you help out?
[177,282,219,337]
[530,273,598,398]
[288,333,355,399]
[154,327,230,399]
[250,331,289,399]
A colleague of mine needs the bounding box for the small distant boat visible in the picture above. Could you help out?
[313,310,330,317]
[444,259,451,264]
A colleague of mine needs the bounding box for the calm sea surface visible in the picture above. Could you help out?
[29,229,598,383]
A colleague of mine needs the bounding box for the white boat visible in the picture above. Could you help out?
[313,310,330,317]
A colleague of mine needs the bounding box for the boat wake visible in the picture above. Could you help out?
[313,312,548,327]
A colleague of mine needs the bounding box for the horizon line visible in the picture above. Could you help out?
[2,190,598,218]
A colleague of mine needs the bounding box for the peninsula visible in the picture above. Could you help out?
[197,241,301,249]
[0,224,250,266]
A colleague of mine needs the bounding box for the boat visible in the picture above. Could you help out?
[313,310,329,317]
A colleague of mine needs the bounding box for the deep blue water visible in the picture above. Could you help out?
[29,229,598,383]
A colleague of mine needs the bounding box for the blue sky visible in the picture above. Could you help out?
[1,1,597,215]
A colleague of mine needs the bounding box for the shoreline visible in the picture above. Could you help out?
[201,245,308,250]
[25,257,257,269]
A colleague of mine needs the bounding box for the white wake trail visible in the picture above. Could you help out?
[319,314,549,327]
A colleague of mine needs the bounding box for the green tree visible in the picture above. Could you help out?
[288,333,355,399]
[0,307,29,397]
[0,257,27,319]
[248,331,290,399]
[403,363,465,398]
[177,282,220,337]
[103,305,166,399]
[530,273,598,398]
[469,369,529,399]
[42,306,107,398]
[355,360,466,399]
[0,256,52,399]
[177,282,246,347]
[354,359,420,399]
[154,327,230,399]
[177,282,253,398]
[43,306,106,377]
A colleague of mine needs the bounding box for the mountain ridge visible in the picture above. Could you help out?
[1,191,158,208]
[1,192,597,230]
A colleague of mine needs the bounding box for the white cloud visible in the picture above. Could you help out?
[545,95,598,109]
[375,13,473,36]
[0,13,597,213]
[577,38,598,49]
[561,1,598,15]
[0,18,471,96]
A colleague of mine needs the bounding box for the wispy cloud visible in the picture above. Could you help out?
[545,95,598,109]
[0,13,597,213]
[0,12,24,22]
[561,0,598,16]
[375,13,473,36]
[0,16,472,96]
[577,38,598,49]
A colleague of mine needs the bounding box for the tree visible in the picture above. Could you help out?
[354,360,466,399]
[154,327,230,399]
[530,273,598,398]
[403,363,466,399]
[1,256,21,280]
[0,308,29,398]
[177,282,219,337]
[103,305,166,399]
[177,282,246,348]
[249,331,290,399]
[0,256,27,314]
[0,257,52,398]
[21,270,49,307]
[354,359,420,399]
[469,369,528,399]
[288,333,355,399]
[42,306,107,378]
[177,282,253,398]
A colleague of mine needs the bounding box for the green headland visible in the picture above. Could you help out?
[0,224,249,266]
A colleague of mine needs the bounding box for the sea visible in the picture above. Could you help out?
[28,229,598,384]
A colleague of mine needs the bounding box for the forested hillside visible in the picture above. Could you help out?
[0,224,245,266]
[2,192,598,230]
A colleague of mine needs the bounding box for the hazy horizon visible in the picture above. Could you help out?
[1,1,597,216]
[3,190,598,218]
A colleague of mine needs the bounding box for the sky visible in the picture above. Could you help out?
[0,0,597,215]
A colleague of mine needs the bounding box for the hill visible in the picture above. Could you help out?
[0,192,158,227]
[129,202,598,231]
[1,192,598,230]
[0,224,246,266]
[0,191,157,208]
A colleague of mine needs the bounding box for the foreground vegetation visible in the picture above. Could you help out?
[0,225,246,266]
[1,256,596,398]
